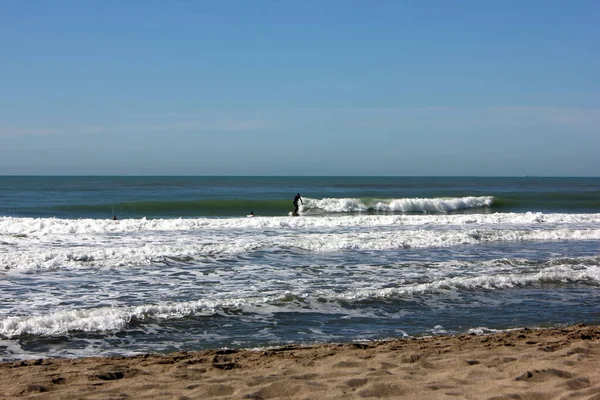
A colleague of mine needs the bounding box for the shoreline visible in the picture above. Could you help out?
[1,324,599,399]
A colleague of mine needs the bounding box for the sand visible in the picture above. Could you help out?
[1,324,599,399]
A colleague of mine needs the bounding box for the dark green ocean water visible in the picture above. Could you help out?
[1,176,599,218]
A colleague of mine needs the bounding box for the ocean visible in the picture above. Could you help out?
[1,176,599,361]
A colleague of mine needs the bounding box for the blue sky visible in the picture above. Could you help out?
[1,1,599,176]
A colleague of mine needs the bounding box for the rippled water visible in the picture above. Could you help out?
[1,177,599,360]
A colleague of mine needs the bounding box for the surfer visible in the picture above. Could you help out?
[293,193,303,216]
[113,215,117,220]
[248,211,254,217]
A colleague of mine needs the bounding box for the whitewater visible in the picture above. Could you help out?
[1,176,599,361]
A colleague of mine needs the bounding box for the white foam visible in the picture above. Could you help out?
[3,225,600,271]
[0,296,273,338]
[301,196,494,213]
[3,262,597,337]
[2,212,600,237]
[334,264,600,300]
[291,228,600,252]
[467,327,503,335]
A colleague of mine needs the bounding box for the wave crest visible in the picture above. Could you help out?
[302,196,494,214]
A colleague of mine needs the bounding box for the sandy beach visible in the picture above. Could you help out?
[1,324,598,399]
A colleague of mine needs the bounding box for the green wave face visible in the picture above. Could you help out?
[492,192,600,212]
[4,177,600,219]
[53,199,293,217]
[38,191,600,219]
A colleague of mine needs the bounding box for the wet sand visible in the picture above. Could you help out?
[1,324,599,399]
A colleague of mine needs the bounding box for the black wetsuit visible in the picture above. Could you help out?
[293,194,302,214]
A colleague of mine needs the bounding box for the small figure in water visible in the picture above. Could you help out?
[113,215,117,220]
[248,211,254,217]
[293,193,303,215]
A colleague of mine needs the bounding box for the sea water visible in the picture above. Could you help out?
[1,176,599,361]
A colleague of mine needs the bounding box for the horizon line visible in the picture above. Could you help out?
[1,175,598,178]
